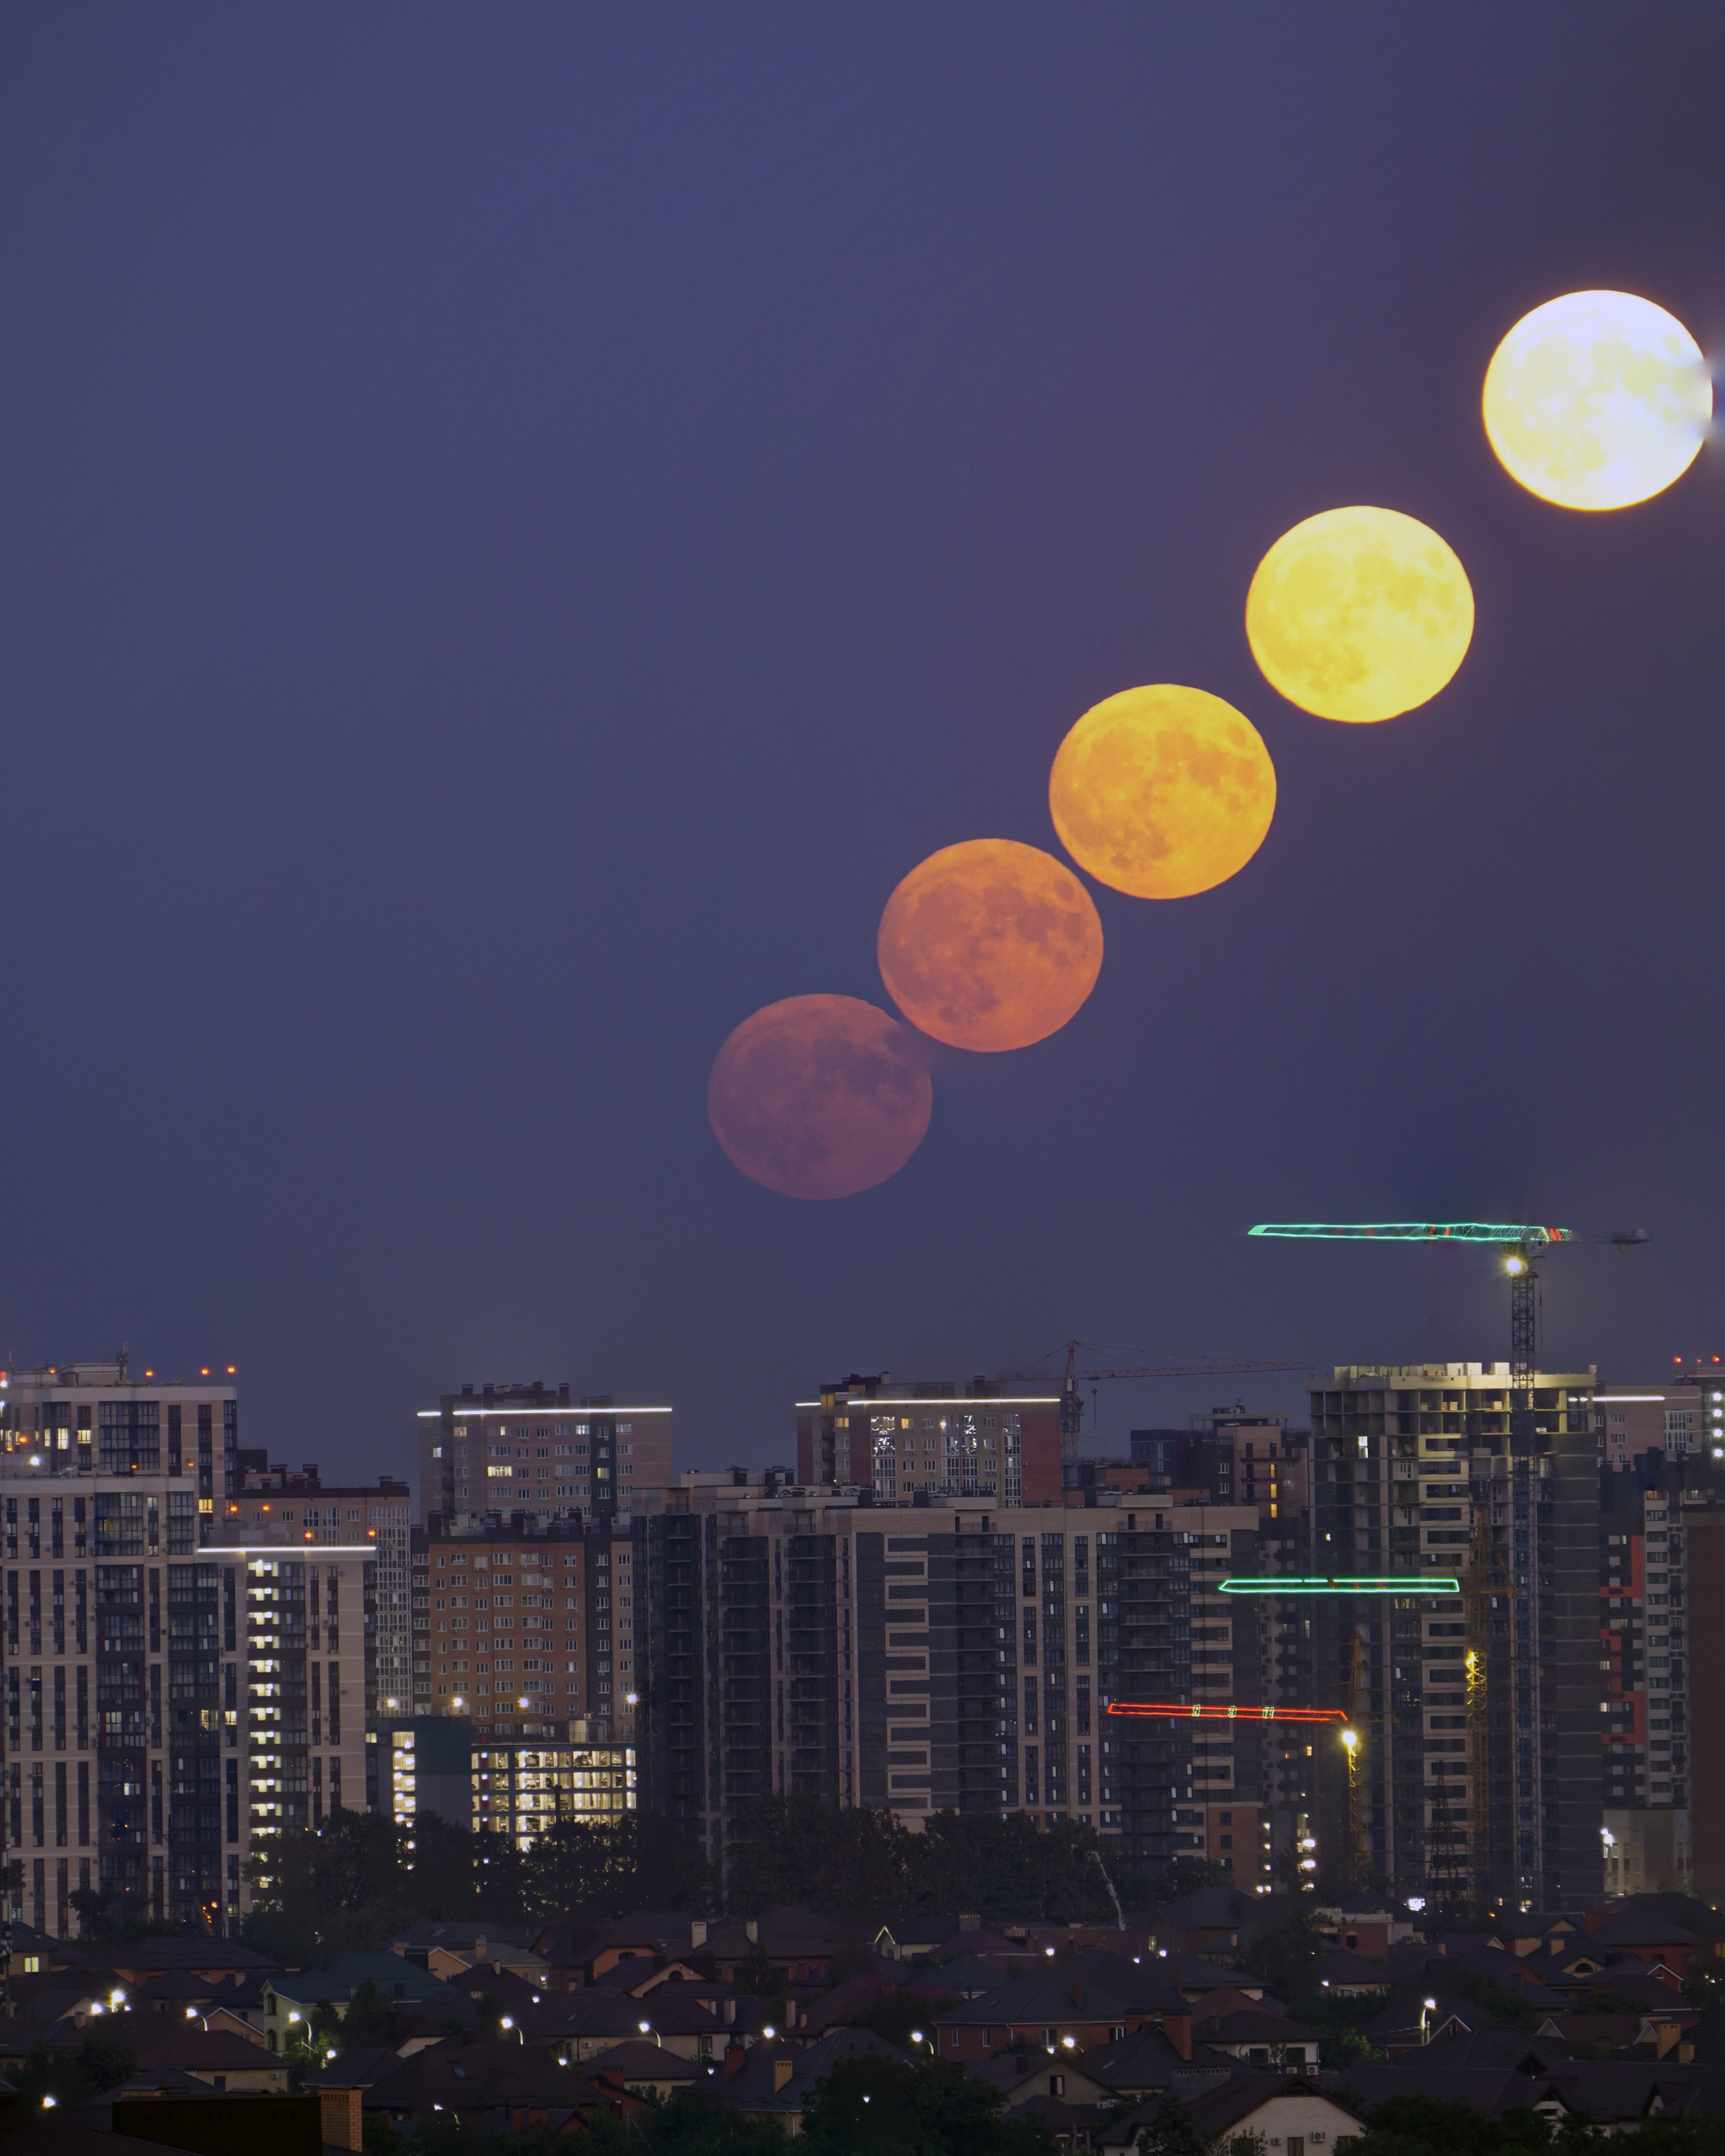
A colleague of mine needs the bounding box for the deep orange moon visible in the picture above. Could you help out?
[877,838,1103,1053]
[708,995,933,1199]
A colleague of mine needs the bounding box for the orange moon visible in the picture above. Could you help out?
[708,995,932,1199]
[1049,684,1276,899]
[877,838,1103,1053]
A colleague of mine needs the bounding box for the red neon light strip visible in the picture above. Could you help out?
[1105,1702,1348,1724]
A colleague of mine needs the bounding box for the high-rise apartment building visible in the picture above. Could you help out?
[224,1460,414,1716]
[1594,1378,1725,1472]
[1,1358,239,1509]
[634,1470,1318,1891]
[0,1355,380,1937]
[1131,1413,1312,1531]
[1309,1361,1600,1911]
[418,1383,674,1524]
[2,1512,372,1936]
[423,1513,639,1750]
[795,1375,1065,1502]
[242,1541,375,1896]
[1599,1463,1690,1840]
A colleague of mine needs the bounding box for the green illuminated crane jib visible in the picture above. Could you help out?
[1219,1575,1461,1595]
[1247,1222,1572,1245]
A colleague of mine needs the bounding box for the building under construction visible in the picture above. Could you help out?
[1309,1361,1600,1913]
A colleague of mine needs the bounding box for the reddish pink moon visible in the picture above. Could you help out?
[708,994,934,1200]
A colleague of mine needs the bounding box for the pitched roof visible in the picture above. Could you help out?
[1078,2025,1236,2095]
[934,1948,1189,2027]
[1198,2009,1321,2046]
[585,2040,705,2081]
[268,1954,467,2008]
[1188,2070,1365,2136]
[909,1956,996,1998]
[706,2026,901,2115]
[353,2039,601,2115]
[1154,1887,1256,1932]
[1165,1953,1260,1994]
[102,1940,278,1975]
[1102,2072,1362,2147]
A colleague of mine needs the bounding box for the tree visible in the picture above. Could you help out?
[13,2031,138,2105]
[1154,1859,1236,1899]
[724,1796,909,1919]
[851,1986,956,2051]
[1140,2091,1205,2156]
[797,2055,1055,2156]
[1236,1906,1325,2007]
[734,1938,781,1999]
[243,1806,412,1965]
[1343,2095,1556,2156]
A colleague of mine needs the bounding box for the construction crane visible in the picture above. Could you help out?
[999,1339,1313,1460]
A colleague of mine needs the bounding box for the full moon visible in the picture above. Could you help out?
[1483,291,1711,510]
[1244,506,1475,724]
[877,838,1103,1054]
[1048,685,1275,900]
[708,995,932,1200]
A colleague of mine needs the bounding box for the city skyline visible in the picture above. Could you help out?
[3,10,1723,1473]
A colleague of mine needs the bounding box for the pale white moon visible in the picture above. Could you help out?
[1483,291,1711,510]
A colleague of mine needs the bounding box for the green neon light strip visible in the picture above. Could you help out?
[1248,1221,1571,1244]
[1219,1576,1461,1595]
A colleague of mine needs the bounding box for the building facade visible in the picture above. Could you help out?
[417,1383,674,1525]
[634,1476,1317,1892]
[423,1512,639,1750]
[223,1464,414,1718]
[795,1377,1065,1504]
[1309,1361,1600,1911]
[472,1735,636,1848]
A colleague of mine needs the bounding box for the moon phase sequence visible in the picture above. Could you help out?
[707,283,1714,1197]
[1482,290,1711,511]
[708,995,932,1200]
[1049,685,1276,899]
[1245,506,1474,724]
[878,839,1103,1054]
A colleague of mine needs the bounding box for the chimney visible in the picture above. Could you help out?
[745,1921,758,1943]
[1166,2012,1193,2063]
[690,1919,708,1950]
[772,2058,794,2093]
[723,2044,747,2079]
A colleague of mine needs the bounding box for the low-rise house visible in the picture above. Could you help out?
[524,1983,730,2064]
[1314,1947,1392,1998]
[932,1950,1194,2063]
[963,2049,1114,2111]
[704,2025,902,2137]
[1194,2007,1322,2070]
[312,2037,632,2131]
[1102,2070,1365,2152]
[584,2039,708,2103]
[262,1954,470,2051]
[1079,2025,1236,2103]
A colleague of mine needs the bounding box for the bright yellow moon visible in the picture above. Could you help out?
[877,838,1103,1054]
[1244,505,1474,725]
[1482,291,1711,510]
[1048,686,1275,900]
